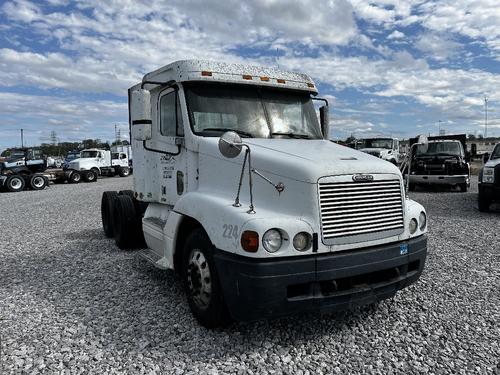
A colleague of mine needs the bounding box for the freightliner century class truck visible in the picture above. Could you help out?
[101,60,428,327]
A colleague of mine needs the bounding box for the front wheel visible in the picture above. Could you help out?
[68,171,82,183]
[118,167,130,177]
[183,229,230,328]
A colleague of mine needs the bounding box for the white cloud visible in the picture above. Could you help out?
[414,33,462,61]
[387,30,405,40]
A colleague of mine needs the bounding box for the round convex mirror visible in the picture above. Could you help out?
[417,134,429,153]
[218,131,243,158]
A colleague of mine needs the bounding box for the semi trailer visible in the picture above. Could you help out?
[101,60,428,327]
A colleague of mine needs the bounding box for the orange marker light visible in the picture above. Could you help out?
[307,83,315,88]
[260,76,270,82]
[201,71,212,76]
[242,74,253,80]
[241,231,259,252]
[277,79,286,84]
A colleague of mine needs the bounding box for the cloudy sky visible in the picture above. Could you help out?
[1,0,499,149]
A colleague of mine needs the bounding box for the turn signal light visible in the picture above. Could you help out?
[241,231,259,252]
[201,71,212,76]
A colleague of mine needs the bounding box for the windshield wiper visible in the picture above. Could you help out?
[271,132,313,139]
[200,128,253,138]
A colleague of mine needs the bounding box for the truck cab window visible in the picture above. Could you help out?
[160,91,183,137]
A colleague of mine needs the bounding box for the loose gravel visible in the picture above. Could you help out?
[0,176,499,374]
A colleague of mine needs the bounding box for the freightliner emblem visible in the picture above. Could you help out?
[353,174,374,182]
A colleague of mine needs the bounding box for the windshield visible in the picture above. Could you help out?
[66,153,79,160]
[9,151,25,159]
[358,138,393,149]
[81,151,98,158]
[416,142,462,156]
[491,144,500,159]
[184,83,323,139]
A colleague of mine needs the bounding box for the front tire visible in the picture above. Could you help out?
[68,171,82,183]
[118,167,130,177]
[83,170,97,182]
[183,229,230,328]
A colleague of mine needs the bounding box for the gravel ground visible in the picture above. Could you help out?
[0,176,499,374]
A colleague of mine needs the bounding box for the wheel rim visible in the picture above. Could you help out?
[88,173,95,181]
[33,176,45,188]
[10,178,22,189]
[187,249,212,310]
[73,173,81,182]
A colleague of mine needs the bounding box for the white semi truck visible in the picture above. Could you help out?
[101,60,428,327]
[357,138,402,165]
[66,148,130,178]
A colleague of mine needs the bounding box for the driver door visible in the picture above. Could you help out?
[155,88,186,205]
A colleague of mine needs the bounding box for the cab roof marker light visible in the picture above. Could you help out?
[307,83,315,88]
[201,71,212,76]
[260,76,270,82]
[277,79,286,84]
[242,74,253,80]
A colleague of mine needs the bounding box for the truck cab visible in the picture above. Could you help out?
[407,137,470,192]
[101,60,428,327]
[357,138,401,165]
[478,143,500,211]
[67,148,130,177]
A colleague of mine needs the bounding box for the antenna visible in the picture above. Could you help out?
[21,128,24,148]
[484,96,488,138]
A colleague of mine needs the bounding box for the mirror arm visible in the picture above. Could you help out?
[312,97,329,106]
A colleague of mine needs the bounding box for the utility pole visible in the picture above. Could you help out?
[21,128,24,148]
[484,96,488,138]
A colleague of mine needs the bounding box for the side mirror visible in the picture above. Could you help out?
[131,89,152,141]
[218,131,243,158]
[319,105,329,140]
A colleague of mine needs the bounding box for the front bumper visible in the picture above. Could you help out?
[478,183,500,200]
[410,174,468,185]
[214,235,427,322]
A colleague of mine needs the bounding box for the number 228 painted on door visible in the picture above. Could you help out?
[222,224,239,240]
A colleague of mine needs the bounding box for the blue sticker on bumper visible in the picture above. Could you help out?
[400,244,408,255]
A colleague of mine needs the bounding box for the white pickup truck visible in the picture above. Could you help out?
[65,148,130,179]
[100,60,428,327]
[357,138,402,165]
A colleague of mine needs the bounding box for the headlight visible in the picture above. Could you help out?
[262,229,282,253]
[483,168,494,183]
[409,218,418,234]
[293,232,311,251]
[419,211,427,230]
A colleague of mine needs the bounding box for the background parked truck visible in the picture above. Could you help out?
[65,148,130,178]
[101,60,428,328]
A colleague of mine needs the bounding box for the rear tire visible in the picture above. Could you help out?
[5,175,25,192]
[68,171,82,183]
[478,193,491,212]
[101,191,119,238]
[29,174,48,190]
[91,167,100,177]
[83,170,97,182]
[182,229,230,328]
[112,195,145,249]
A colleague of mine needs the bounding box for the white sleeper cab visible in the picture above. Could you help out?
[100,60,428,328]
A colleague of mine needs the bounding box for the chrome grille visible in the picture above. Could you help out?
[319,178,404,243]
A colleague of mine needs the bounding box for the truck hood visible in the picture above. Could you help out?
[485,158,500,168]
[200,138,401,183]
